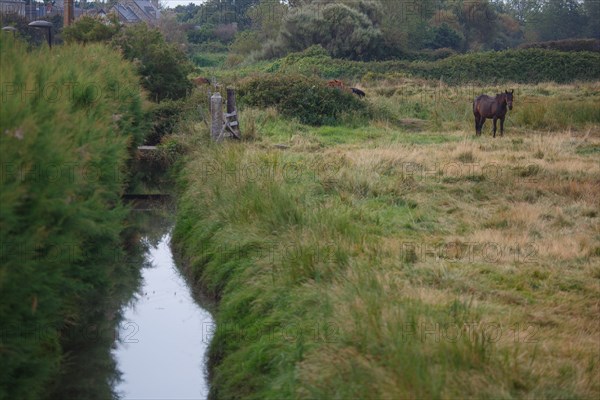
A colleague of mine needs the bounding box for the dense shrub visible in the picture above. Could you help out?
[190,40,229,53]
[407,48,600,83]
[402,48,458,61]
[519,39,600,52]
[427,23,464,51]
[62,14,121,44]
[267,45,369,79]
[0,37,146,399]
[238,74,370,125]
[191,52,227,67]
[146,99,187,145]
[273,1,384,61]
[112,24,193,101]
[265,47,600,84]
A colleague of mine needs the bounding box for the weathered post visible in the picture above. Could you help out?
[210,92,223,142]
[226,88,237,115]
[226,88,241,139]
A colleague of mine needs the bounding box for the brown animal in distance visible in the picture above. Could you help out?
[327,79,351,92]
[473,90,514,137]
[327,79,366,97]
[192,76,211,86]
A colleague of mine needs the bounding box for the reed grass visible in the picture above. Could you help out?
[0,36,147,399]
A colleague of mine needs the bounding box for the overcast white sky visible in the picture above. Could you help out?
[159,0,205,9]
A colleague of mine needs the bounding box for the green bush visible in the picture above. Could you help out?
[519,39,600,52]
[274,1,384,61]
[0,37,146,399]
[406,48,600,83]
[238,74,370,125]
[146,99,187,145]
[62,14,121,44]
[267,45,371,79]
[112,24,193,101]
[191,52,227,67]
[190,41,229,53]
[264,47,600,84]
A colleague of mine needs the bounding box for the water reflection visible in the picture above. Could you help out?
[44,199,213,400]
[113,232,213,399]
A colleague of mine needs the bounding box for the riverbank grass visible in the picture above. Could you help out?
[173,80,599,399]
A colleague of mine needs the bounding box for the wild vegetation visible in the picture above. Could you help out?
[254,45,600,83]
[173,77,599,399]
[1,0,599,399]
[62,16,193,102]
[159,4,600,397]
[0,36,147,399]
[238,74,370,125]
[171,0,600,66]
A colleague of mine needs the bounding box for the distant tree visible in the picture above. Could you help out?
[157,11,189,52]
[274,0,383,60]
[493,11,524,49]
[62,14,121,44]
[454,0,499,51]
[229,30,262,56]
[427,23,464,50]
[174,3,201,22]
[528,0,587,41]
[190,0,259,28]
[379,0,436,52]
[111,24,192,101]
[187,23,217,44]
[583,0,600,38]
[246,0,288,42]
[499,0,543,22]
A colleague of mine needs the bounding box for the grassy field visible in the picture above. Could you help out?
[172,79,599,399]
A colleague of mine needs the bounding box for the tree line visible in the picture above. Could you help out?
[172,0,600,61]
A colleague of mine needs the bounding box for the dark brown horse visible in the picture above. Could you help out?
[473,90,514,137]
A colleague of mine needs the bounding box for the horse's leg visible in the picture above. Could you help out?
[492,116,498,138]
[500,117,505,136]
[474,113,480,135]
[479,117,485,136]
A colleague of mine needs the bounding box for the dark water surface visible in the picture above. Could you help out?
[112,231,213,400]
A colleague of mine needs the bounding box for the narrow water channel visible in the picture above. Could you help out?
[112,230,214,400]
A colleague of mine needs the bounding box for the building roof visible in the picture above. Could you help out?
[113,3,140,23]
[110,0,159,23]
[132,0,159,20]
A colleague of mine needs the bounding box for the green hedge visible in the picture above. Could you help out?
[407,48,600,83]
[264,46,600,84]
[519,39,600,52]
[238,73,370,125]
[0,37,146,399]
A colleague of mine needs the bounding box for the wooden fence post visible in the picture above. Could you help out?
[225,88,241,139]
[210,92,223,142]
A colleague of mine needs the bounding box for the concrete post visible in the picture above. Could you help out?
[210,92,223,142]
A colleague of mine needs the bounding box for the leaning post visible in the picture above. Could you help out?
[210,92,223,142]
[226,88,241,138]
